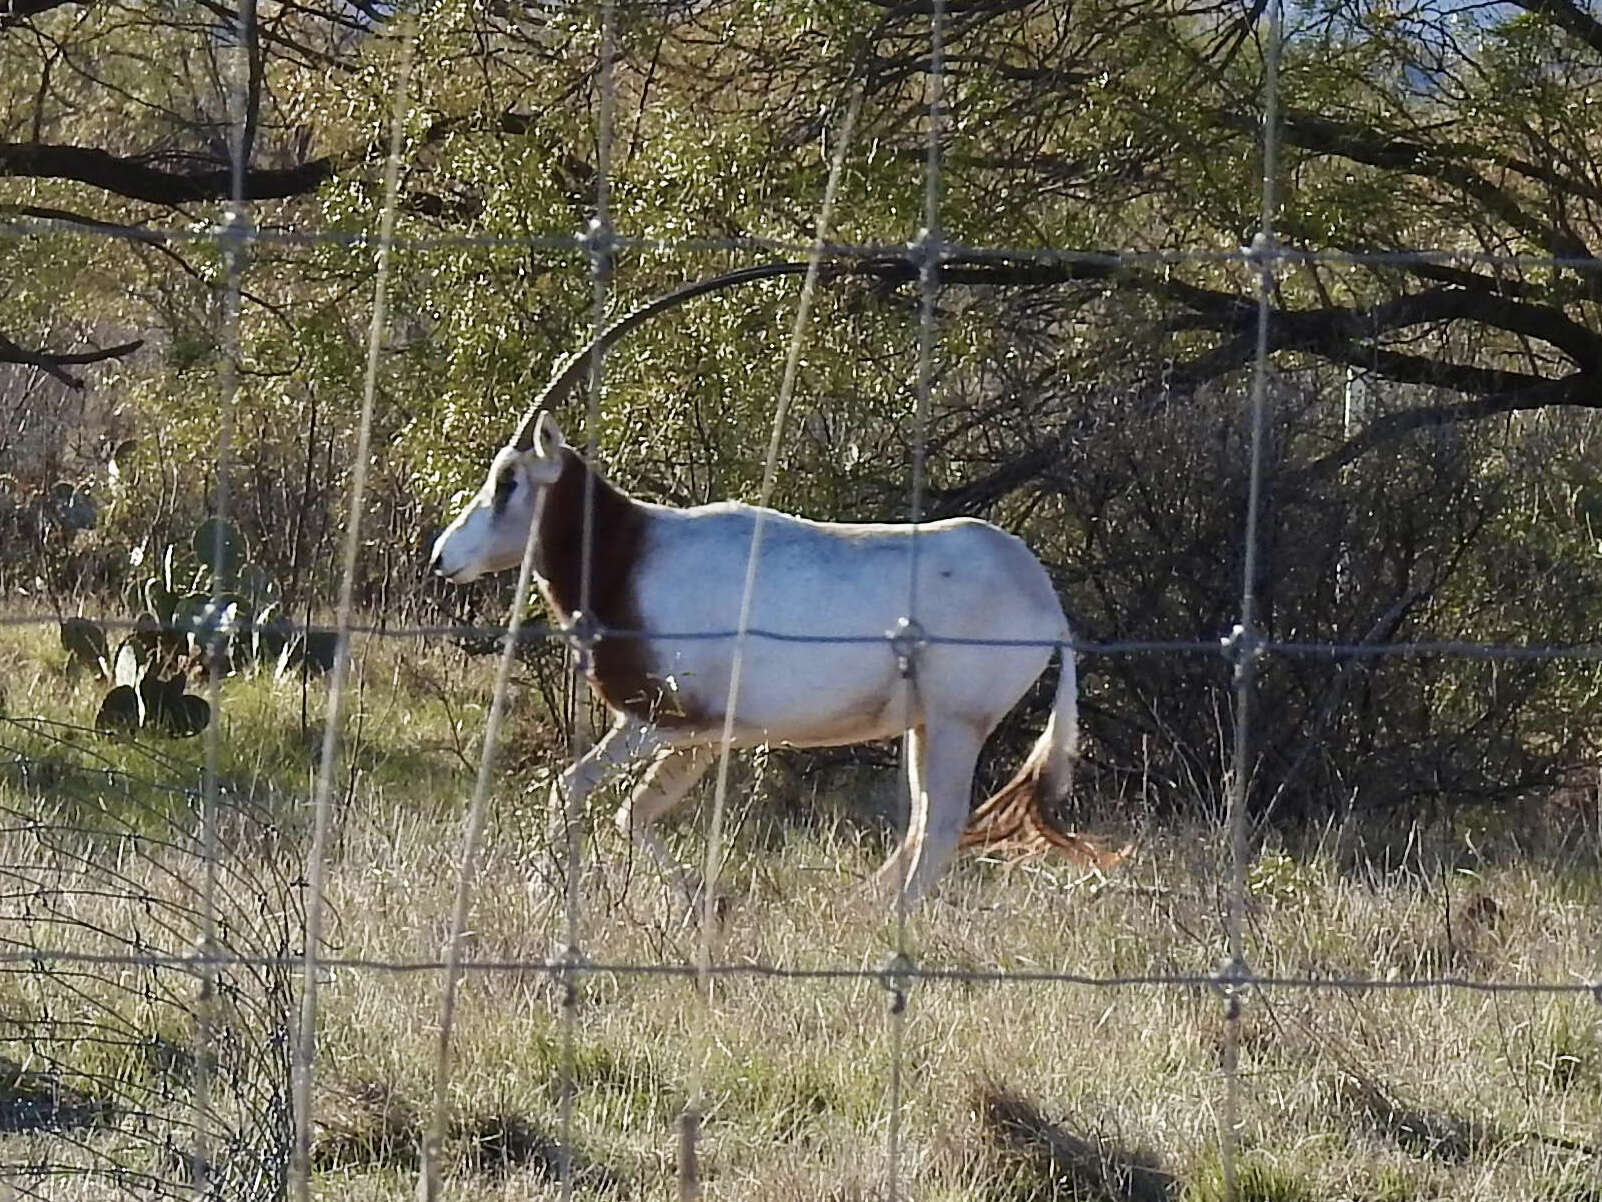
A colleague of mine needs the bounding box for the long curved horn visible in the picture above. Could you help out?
[510,260,832,449]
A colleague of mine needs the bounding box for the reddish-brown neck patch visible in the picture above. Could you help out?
[535,447,643,625]
[535,447,704,727]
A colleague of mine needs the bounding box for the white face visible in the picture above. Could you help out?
[429,414,566,583]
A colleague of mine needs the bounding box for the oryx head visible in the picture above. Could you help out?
[428,411,567,583]
[427,264,822,583]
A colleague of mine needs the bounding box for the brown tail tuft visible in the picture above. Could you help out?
[959,757,1130,871]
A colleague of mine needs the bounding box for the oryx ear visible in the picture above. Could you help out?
[532,411,566,458]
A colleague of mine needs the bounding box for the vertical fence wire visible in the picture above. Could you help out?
[193,2,257,1194]
[1220,2,1284,1198]
[685,81,865,1200]
[414,396,552,1201]
[559,2,619,1197]
[288,12,418,1200]
[410,8,576,1191]
[886,4,945,1198]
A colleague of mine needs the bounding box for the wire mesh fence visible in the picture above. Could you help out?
[0,726,301,1201]
[3,0,1602,1199]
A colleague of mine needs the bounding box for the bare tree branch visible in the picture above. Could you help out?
[0,0,96,31]
[0,142,333,204]
[0,331,143,388]
[1,201,167,246]
[1506,0,1602,58]
[1271,111,1596,262]
[1304,373,1598,479]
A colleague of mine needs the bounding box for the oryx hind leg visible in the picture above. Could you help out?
[897,718,986,911]
[615,743,715,902]
[870,724,926,900]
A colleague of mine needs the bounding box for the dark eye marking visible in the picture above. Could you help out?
[492,468,517,513]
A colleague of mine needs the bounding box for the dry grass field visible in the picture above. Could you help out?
[2,622,1600,1200]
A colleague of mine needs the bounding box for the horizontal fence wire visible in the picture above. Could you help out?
[8,211,1602,275]
[0,945,1596,996]
[16,610,1602,662]
[2,735,1596,1000]
[3,740,1597,996]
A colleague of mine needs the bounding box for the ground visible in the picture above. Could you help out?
[0,622,1599,1200]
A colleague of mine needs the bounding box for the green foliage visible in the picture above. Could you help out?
[86,628,210,739]
[8,0,1602,825]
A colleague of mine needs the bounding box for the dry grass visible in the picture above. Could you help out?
[1,622,1600,1200]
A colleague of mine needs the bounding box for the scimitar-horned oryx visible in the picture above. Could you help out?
[429,263,1117,909]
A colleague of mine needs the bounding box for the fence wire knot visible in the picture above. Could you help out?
[887,617,928,679]
[1219,623,1263,681]
[557,942,588,1009]
[1212,954,1255,1019]
[564,609,601,671]
[216,202,253,246]
[908,225,947,278]
[1242,230,1280,274]
[580,215,615,278]
[880,951,916,1015]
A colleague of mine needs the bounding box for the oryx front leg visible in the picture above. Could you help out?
[615,744,715,904]
[550,717,658,821]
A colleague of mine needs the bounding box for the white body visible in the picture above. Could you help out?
[633,501,1063,744]
[430,414,1078,908]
